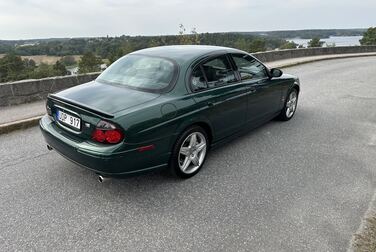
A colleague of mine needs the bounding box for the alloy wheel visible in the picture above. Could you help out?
[178,132,207,174]
[286,90,298,118]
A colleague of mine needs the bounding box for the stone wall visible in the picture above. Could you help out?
[0,73,99,106]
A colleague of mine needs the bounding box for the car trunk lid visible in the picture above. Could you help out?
[51,80,160,115]
[47,80,160,138]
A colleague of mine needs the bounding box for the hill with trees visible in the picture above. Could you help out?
[240,28,366,39]
[0,33,285,59]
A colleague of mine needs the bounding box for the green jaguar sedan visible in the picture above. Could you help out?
[40,45,300,180]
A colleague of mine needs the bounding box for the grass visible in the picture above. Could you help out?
[351,211,376,252]
[21,55,82,65]
[0,54,81,65]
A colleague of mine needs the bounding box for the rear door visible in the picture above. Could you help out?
[230,53,282,124]
[190,54,248,140]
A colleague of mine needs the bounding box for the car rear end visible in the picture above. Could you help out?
[40,95,166,176]
[40,52,183,176]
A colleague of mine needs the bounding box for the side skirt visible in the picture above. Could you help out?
[210,111,281,150]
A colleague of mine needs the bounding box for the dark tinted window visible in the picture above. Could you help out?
[201,55,237,88]
[232,54,268,81]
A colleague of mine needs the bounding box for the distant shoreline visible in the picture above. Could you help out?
[287,35,363,47]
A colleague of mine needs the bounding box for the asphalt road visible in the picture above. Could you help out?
[1,57,376,251]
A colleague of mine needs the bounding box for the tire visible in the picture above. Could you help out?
[169,125,209,179]
[278,88,299,121]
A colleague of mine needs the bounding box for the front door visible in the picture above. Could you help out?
[190,54,248,140]
[230,53,282,125]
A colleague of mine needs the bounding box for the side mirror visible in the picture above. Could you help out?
[270,68,283,78]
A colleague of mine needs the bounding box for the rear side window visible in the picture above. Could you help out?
[191,67,207,91]
[191,55,237,91]
[232,54,268,81]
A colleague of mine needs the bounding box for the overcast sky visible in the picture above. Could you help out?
[0,0,375,40]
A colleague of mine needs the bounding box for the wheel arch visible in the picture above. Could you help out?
[173,118,214,147]
[193,122,213,145]
[292,84,300,94]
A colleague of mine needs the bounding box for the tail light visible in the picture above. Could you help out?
[91,120,124,144]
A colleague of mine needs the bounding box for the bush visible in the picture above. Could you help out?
[280,41,298,49]
[308,37,324,48]
[360,27,376,45]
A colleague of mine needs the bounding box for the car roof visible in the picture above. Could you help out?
[130,45,246,65]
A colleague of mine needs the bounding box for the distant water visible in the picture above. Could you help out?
[287,36,363,47]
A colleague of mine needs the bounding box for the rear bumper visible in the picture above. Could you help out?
[39,115,169,176]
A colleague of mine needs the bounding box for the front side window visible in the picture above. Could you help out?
[97,54,177,92]
[201,55,237,89]
[202,55,236,88]
[190,55,237,92]
[232,54,268,81]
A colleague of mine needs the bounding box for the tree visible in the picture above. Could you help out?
[23,58,36,69]
[108,48,125,64]
[53,60,68,76]
[234,38,248,51]
[280,41,298,49]
[178,24,201,45]
[360,27,376,45]
[29,63,55,79]
[249,38,266,52]
[78,52,102,73]
[178,24,191,45]
[307,37,324,48]
[190,27,201,45]
[0,53,26,82]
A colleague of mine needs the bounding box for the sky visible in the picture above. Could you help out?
[0,0,375,40]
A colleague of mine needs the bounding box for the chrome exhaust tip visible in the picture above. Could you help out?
[47,145,53,151]
[98,175,109,183]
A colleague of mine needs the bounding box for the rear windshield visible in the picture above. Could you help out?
[97,54,177,93]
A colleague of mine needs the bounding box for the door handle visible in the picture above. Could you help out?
[207,101,214,107]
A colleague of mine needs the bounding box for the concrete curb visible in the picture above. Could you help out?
[347,190,376,251]
[0,115,43,135]
[1,53,376,135]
